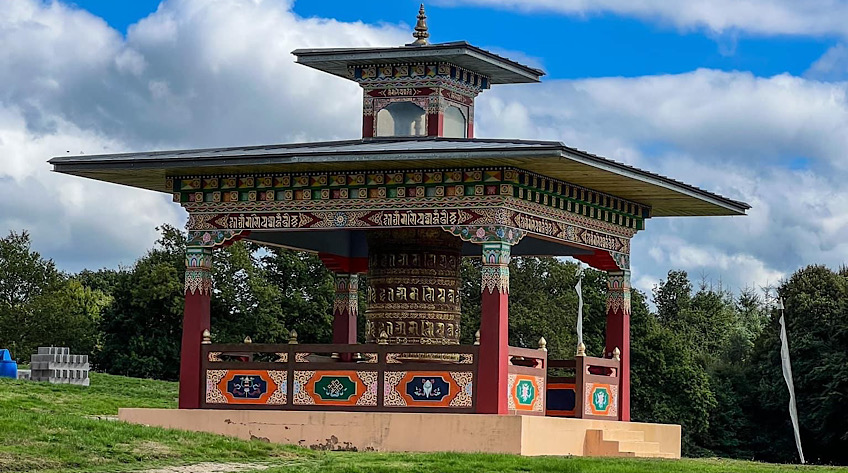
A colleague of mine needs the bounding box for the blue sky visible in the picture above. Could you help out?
[70,0,835,79]
[3,0,848,296]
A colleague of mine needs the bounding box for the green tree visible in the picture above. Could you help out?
[630,289,717,456]
[258,247,334,343]
[96,226,184,379]
[29,279,111,357]
[211,243,333,344]
[0,231,63,359]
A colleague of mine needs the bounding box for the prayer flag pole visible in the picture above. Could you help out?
[575,263,585,354]
[777,297,805,464]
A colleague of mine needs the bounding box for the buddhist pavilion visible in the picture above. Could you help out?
[49,6,748,457]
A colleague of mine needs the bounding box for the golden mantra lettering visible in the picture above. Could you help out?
[580,231,621,251]
[367,285,460,304]
[385,88,416,96]
[366,320,459,340]
[514,213,625,251]
[226,213,307,229]
[371,252,458,269]
[381,210,461,226]
[514,213,558,235]
[445,90,466,103]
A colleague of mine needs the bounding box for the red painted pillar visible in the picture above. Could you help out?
[427,110,444,137]
[606,270,631,421]
[332,273,359,344]
[180,246,212,409]
[477,242,511,415]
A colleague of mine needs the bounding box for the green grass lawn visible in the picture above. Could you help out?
[0,373,844,473]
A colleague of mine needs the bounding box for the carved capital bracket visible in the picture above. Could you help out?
[333,273,359,317]
[441,224,525,245]
[185,247,213,295]
[607,270,632,317]
[481,241,511,295]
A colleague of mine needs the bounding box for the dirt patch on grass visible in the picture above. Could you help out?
[141,463,270,473]
[132,441,175,459]
[0,452,59,472]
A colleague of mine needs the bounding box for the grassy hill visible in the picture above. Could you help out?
[0,373,843,473]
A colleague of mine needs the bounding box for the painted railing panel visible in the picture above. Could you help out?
[506,346,547,415]
[201,343,478,413]
[546,355,621,420]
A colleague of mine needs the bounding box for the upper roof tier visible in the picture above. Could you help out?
[292,41,545,85]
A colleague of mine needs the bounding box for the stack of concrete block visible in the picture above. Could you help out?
[30,347,90,386]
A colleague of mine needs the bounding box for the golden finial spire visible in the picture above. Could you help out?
[409,4,430,46]
[576,342,586,357]
[201,329,211,344]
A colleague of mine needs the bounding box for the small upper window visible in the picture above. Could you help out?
[443,105,467,138]
[376,102,426,137]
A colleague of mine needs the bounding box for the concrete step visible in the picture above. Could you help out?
[635,451,678,459]
[618,440,661,454]
[602,429,645,442]
[585,429,676,459]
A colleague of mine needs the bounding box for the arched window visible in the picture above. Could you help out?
[443,105,467,138]
[375,102,426,137]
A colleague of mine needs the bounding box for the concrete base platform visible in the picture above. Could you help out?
[119,409,681,458]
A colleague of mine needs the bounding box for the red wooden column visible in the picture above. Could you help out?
[332,273,359,344]
[477,241,512,415]
[180,246,213,409]
[606,270,631,421]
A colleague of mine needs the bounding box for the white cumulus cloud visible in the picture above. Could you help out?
[1,0,847,298]
[438,0,848,37]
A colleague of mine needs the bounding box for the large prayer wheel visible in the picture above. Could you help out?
[364,229,462,351]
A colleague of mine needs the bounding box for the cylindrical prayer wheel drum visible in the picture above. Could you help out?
[364,229,462,354]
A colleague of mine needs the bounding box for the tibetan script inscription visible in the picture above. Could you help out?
[223,213,312,229]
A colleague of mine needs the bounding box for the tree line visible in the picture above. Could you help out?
[0,227,845,464]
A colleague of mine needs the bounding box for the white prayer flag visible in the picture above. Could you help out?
[576,265,584,347]
[778,298,805,464]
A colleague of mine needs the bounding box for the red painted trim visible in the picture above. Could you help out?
[575,250,619,271]
[332,306,357,345]
[362,114,374,138]
[477,289,509,414]
[318,253,368,274]
[179,292,210,409]
[427,112,443,137]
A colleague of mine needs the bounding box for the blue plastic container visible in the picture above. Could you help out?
[0,349,18,378]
